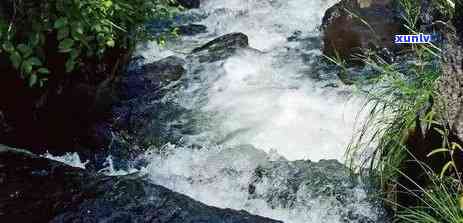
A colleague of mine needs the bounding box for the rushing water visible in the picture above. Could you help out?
[50,0,386,222]
[139,0,365,161]
[127,0,387,222]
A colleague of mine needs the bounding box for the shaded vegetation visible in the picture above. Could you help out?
[0,0,179,87]
[327,0,463,221]
[0,0,180,155]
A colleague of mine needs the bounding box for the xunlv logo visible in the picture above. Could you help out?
[395,34,433,44]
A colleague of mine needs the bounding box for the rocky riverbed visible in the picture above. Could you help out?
[3,0,460,222]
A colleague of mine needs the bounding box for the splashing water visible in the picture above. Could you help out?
[135,0,384,222]
[145,0,365,162]
[43,152,138,176]
[43,151,89,169]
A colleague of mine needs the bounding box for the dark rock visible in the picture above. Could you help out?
[0,110,11,136]
[249,159,386,222]
[177,24,208,36]
[0,145,282,223]
[192,33,250,63]
[455,2,463,41]
[0,38,128,159]
[0,0,13,20]
[321,0,401,63]
[176,0,200,9]
[109,56,188,153]
[121,56,186,100]
[146,56,187,83]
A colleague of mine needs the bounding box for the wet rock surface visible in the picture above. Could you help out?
[177,24,208,36]
[92,55,189,167]
[176,0,200,9]
[0,145,282,223]
[95,32,256,168]
[321,0,401,62]
[192,32,251,63]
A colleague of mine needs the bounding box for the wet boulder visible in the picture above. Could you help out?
[177,24,208,36]
[108,55,188,155]
[176,0,200,9]
[192,32,250,63]
[121,56,186,100]
[0,144,282,223]
[248,159,387,222]
[321,0,401,63]
[145,56,187,83]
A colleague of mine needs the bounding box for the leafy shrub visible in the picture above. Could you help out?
[0,0,179,87]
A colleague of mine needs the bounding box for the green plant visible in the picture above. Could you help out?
[386,154,463,223]
[325,0,463,221]
[0,0,180,87]
[340,0,451,185]
[347,49,440,180]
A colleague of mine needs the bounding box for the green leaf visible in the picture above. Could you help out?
[21,60,33,74]
[10,51,22,69]
[74,25,84,35]
[433,127,446,137]
[54,17,68,29]
[30,33,41,47]
[59,38,74,52]
[57,27,69,40]
[2,42,14,53]
[452,142,463,151]
[440,161,455,179]
[106,39,115,47]
[39,78,48,88]
[17,44,33,58]
[103,0,113,8]
[29,74,38,87]
[427,148,450,157]
[65,59,76,73]
[27,57,42,67]
[94,24,102,32]
[70,49,80,60]
[37,68,50,74]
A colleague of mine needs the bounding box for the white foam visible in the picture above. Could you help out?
[137,0,381,222]
[200,0,339,51]
[141,144,382,223]
[198,50,363,161]
[151,0,367,162]
[43,151,89,169]
[97,155,139,176]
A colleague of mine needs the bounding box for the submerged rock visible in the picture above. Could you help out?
[177,24,208,36]
[249,159,387,222]
[0,145,282,223]
[192,32,251,63]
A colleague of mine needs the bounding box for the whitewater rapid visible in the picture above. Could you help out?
[48,0,384,222]
[139,0,364,161]
[132,0,383,222]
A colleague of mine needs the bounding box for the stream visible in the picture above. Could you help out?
[49,0,388,222]
[135,0,386,222]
